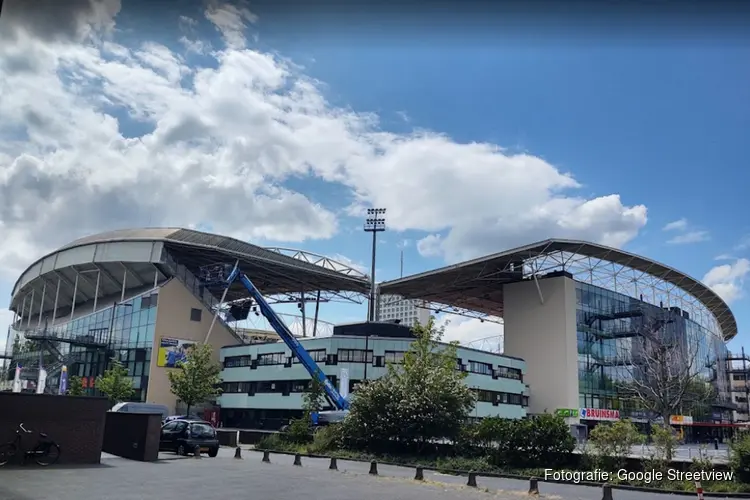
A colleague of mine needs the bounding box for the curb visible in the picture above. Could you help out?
[251,448,750,498]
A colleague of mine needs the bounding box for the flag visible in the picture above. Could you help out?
[12,364,22,393]
[59,365,68,394]
[36,368,47,394]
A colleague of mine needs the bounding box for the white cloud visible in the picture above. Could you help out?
[0,0,650,284]
[702,258,750,304]
[438,316,504,349]
[667,230,710,245]
[417,234,443,258]
[663,218,688,231]
[715,254,735,261]
[330,254,368,276]
[661,218,709,245]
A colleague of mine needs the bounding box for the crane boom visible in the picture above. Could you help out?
[203,263,349,411]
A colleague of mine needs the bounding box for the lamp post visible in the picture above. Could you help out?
[363,208,386,382]
[364,208,386,322]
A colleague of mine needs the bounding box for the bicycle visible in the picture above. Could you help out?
[0,423,61,467]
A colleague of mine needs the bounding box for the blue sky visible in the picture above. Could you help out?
[0,0,748,349]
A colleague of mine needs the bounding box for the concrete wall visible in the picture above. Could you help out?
[146,279,238,412]
[503,275,579,417]
[0,393,110,464]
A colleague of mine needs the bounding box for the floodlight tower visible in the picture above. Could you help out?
[364,208,386,322]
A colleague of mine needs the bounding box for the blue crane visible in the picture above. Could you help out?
[200,262,350,412]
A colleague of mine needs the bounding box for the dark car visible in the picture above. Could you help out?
[159,419,220,457]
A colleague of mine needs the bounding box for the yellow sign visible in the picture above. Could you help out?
[158,337,196,368]
[669,415,693,425]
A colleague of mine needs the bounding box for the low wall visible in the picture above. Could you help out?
[0,392,109,464]
[102,412,161,462]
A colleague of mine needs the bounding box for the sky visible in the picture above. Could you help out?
[0,0,749,353]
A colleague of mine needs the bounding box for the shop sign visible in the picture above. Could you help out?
[579,408,620,421]
[555,408,579,418]
[669,415,693,425]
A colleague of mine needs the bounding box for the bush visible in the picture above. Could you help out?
[588,419,642,470]
[307,425,343,454]
[731,432,750,483]
[460,414,574,469]
[283,418,314,445]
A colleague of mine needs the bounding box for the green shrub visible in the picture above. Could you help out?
[731,432,750,483]
[588,419,642,470]
[307,425,343,454]
[284,418,314,444]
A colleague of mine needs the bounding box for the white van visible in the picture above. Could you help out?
[111,402,170,420]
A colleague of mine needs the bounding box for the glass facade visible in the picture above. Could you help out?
[576,281,730,420]
[27,289,160,401]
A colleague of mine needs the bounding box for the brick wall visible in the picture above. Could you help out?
[0,393,109,464]
[102,412,161,462]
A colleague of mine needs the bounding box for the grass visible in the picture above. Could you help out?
[256,433,750,494]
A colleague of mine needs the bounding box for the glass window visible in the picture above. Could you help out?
[337,349,373,363]
[190,308,202,322]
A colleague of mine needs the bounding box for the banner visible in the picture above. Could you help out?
[59,365,68,395]
[12,364,22,393]
[339,368,350,399]
[36,368,47,394]
[157,337,196,368]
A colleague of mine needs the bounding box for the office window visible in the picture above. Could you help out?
[475,390,494,403]
[468,361,493,376]
[190,308,202,322]
[338,349,373,363]
[293,349,326,363]
[384,351,405,364]
[224,355,252,368]
[734,374,747,381]
[257,352,284,365]
[496,366,523,381]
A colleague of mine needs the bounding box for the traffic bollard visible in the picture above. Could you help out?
[529,476,539,495]
[329,457,338,470]
[234,447,242,459]
[414,467,424,481]
[262,450,270,463]
[602,482,613,500]
[193,445,201,459]
[467,471,477,487]
[293,453,302,466]
[369,461,378,475]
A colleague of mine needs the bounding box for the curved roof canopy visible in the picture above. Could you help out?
[11,228,371,318]
[379,239,737,340]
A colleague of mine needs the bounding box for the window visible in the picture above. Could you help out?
[190,308,202,322]
[257,352,284,365]
[223,382,251,393]
[225,355,252,368]
[496,366,523,381]
[476,390,494,403]
[734,374,747,381]
[468,361,493,376]
[338,349,373,363]
[293,349,326,363]
[384,351,405,364]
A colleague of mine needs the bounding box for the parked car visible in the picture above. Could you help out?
[159,419,219,457]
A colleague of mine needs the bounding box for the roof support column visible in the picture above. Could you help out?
[71,274,79,319]
[532,268,545,305]
[37,280,47,328]
[121,268,127,302]
[51,278,61,326]
[27,289,34,327]
[312,290,321,337]
[153,267,159,288]
[20,294,27,328]
[300,291,307,337]
[93,270,101,313]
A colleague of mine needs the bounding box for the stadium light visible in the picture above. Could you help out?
[363,208,386,322]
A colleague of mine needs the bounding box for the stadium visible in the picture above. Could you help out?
[2,229,739,439]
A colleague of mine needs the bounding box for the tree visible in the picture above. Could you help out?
[615,317,715,460]
[167,343,222,416]
[302,377,327,415]
[96,359,134,404]
[67,375,85,396]
[340,318,475,451]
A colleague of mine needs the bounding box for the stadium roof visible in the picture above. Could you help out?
[379,239,737,340]
[10,228,370,318]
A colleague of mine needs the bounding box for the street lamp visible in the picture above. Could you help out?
[363,208,386,383]
[364,208,386,322]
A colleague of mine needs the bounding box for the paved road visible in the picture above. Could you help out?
[0,448,737,500]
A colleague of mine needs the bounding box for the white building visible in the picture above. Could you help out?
[377,294,430,327]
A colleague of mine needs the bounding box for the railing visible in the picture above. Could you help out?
[164,252,245,343]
